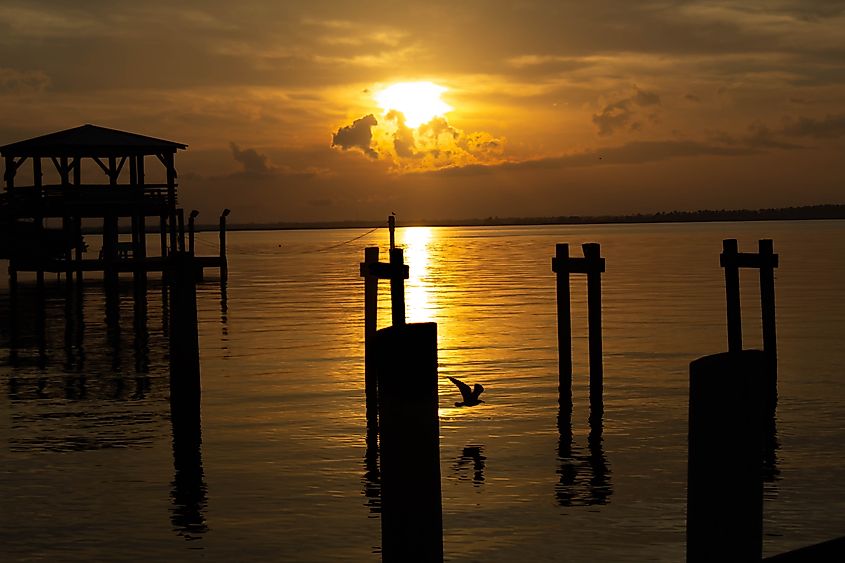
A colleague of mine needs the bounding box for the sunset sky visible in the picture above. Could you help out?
[2,1,844,222]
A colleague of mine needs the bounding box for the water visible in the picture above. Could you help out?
[1,220,844,561]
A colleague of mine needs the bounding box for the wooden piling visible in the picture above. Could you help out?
[583,243,604,411]
[219,209,230,282]
[758,239,778,409]
[554,243,573,406]
[376,322,443,562]
[687,350,765,563]
[188,210,198,256]
[721,239,743,352]
[168,251,202,424]
[361,247,380,422]
[177,209,186,252]
[389,248,405,327]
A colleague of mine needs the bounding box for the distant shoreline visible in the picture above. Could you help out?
[204,203,845,233]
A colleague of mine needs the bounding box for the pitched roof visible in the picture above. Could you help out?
[0,124,187,157]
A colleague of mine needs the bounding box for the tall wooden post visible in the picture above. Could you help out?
[73,156,83,285]
[219,209,230,282]
[169,251,201,430]
[758,239,778,409]
[584,243,604,411]
[376,322,443,562]
[722,239,742,352]
[361,246,380,423]
[389,248,405,326]
[165,152,178,255]
[554,243,572,407]
[687,350,764,562]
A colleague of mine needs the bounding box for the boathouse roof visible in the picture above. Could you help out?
[0,124,187,157]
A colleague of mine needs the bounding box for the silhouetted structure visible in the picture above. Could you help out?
[552,243,605,411]
[376,323,443,562]
[0,124,227,285]
[720,239,779,411]
[555,403,612,507]
[359,218,409,421]
[687,351,765,562]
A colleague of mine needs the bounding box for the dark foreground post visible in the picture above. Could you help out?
[169,251,201,428]
[553,243,572,407]
[687,350,765,563]
[376,323,443,562]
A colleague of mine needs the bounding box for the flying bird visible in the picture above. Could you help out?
[448,376,485,407]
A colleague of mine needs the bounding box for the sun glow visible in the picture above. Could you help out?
[375,82,452,128]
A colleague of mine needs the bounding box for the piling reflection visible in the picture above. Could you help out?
[170,402,209,540]
[362,419,381,516]
[555,404,612,506]
[452,445,486,486]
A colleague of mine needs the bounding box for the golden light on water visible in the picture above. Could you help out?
[374,82,452,128]
[401,226,433,323]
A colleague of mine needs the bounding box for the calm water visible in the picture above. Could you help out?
[1,221,844,561]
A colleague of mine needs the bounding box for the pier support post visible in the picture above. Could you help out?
[554,243,573,407]
[389,248,405,327]
[376,322,443,562]
[722,239,743,352]
[361,247,380,423]
[219,209,230,283]
[687,350,764,563]
[584,243,604,412]
[551,242,605,410]
[168,251,201,429]
[758,239,778,411]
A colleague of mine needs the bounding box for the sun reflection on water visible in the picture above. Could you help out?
[399,226,434,324]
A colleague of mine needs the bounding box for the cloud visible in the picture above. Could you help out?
[385,110,417,158]
[0,67,50,95]
[332,114,378,158]
[426,139,763,177]
[229,142,272,173]
[592,87,661,136]
[782,114,845,138]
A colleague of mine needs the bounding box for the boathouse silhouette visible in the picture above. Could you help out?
[0,124,225,285]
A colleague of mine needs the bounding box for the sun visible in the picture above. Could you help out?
[374,81,452,128]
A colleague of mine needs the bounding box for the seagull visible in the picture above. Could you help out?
[448,376,485,407]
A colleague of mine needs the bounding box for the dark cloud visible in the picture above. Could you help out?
[332,114,378,158]
[427,139,761,177]
[230,142,272,173]
[782,114,845,138]
[385,110,417,158]
[0,67,50,95]
[592,88,661,136]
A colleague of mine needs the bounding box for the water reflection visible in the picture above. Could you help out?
[401,227,433,323]
[556,405,613,506]
[170,401,209,540]
[362,420,381,516]
[452,444,486,486]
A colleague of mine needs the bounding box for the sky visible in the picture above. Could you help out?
[1,0,844,223]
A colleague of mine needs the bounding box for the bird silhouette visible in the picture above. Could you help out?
[448,376,484,407]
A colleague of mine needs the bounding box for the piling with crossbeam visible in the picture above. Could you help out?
[376,322,443,562]
[551,242,606,410]
[359,217,410,409]
[687,350,765,563]
[719,238,779,410]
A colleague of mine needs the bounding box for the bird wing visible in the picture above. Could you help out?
[472,383,484,398]
[448,376,473,402]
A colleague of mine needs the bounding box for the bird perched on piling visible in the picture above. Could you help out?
[448,376,485,407]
